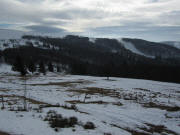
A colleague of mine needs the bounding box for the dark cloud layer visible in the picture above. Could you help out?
[25,25,66,33]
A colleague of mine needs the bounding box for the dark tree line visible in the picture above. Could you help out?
[1,35,180,83]
[10,54,61,76]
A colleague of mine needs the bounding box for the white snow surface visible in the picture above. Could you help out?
[89,38,96,43]
[0,64,18,75]
[0,65,180,135]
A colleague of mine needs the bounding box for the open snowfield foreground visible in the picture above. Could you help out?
[0,65,180,135]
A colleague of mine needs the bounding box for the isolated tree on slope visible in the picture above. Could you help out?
[104,61,114,80]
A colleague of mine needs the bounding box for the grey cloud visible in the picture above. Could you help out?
[148,0,159,3]
[25,25,66,33]
[86,23,180,41]
[0,0,180,41]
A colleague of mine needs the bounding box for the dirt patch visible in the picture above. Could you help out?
[139,123,179,135]
[40,104,89,115]
[67,87,121,98]
[66,100,109,104]
[66,100,123,106]
[0,89,10,92]
[0,94,48,107]
[0,131,9,135]
[143,102,180,111]
[111,123,179,135]
[30,80,91,87]
[133,88,150,92]
[110,124,149,135]
[67,87,149,103]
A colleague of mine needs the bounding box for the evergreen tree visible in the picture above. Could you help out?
[12,55,26,76]
[56,65,60,72]
[48,62,54,72]
[28,59,36,73]
[39,61,46,75]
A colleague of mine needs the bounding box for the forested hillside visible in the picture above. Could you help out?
[0,35,180,83]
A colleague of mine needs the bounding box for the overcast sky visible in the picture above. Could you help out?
[0,0,180,41]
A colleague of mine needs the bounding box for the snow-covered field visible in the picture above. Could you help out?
[0,65,180,135]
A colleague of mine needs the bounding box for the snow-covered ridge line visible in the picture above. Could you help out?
[161,41,180,49]
[0,38,57,51]
[117,38,154,58]
[89,38,96,43]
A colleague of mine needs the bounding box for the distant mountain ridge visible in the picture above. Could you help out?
[121,38,180,59]
[161,41,180,49]
[0,29,26,39]
[1,34,180,59]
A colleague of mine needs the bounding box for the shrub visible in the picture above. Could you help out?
[49,117,69,128]
[71,104,77,111]
[45,110,79,129]
[69,117,78,126]
[83,122,95,129]
[104,133,112,135]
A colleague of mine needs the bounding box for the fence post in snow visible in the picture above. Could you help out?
[1,95,5,109]
[23,75,27,111]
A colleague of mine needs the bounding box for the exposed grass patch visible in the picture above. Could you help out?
[66,100,123,106]
[143,102,180,111]
[0,89,10,92]
[139,123,179,135]
[111,122,179,135]
[110,124,149,135]
[40,104,77,111]
[66,100,109,105]
[40,103,88,114]
[133,88,150,92]
[30,80,90,87]
[67,87,121,99]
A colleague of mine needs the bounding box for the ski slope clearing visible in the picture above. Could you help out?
[118,39,154,58]
[0,70,180,135]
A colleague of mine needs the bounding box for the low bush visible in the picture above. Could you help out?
[44,110,78,129]
[83,122,96,129]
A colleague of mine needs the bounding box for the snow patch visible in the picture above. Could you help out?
[89,38,96,43]
[0,64,17,75]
